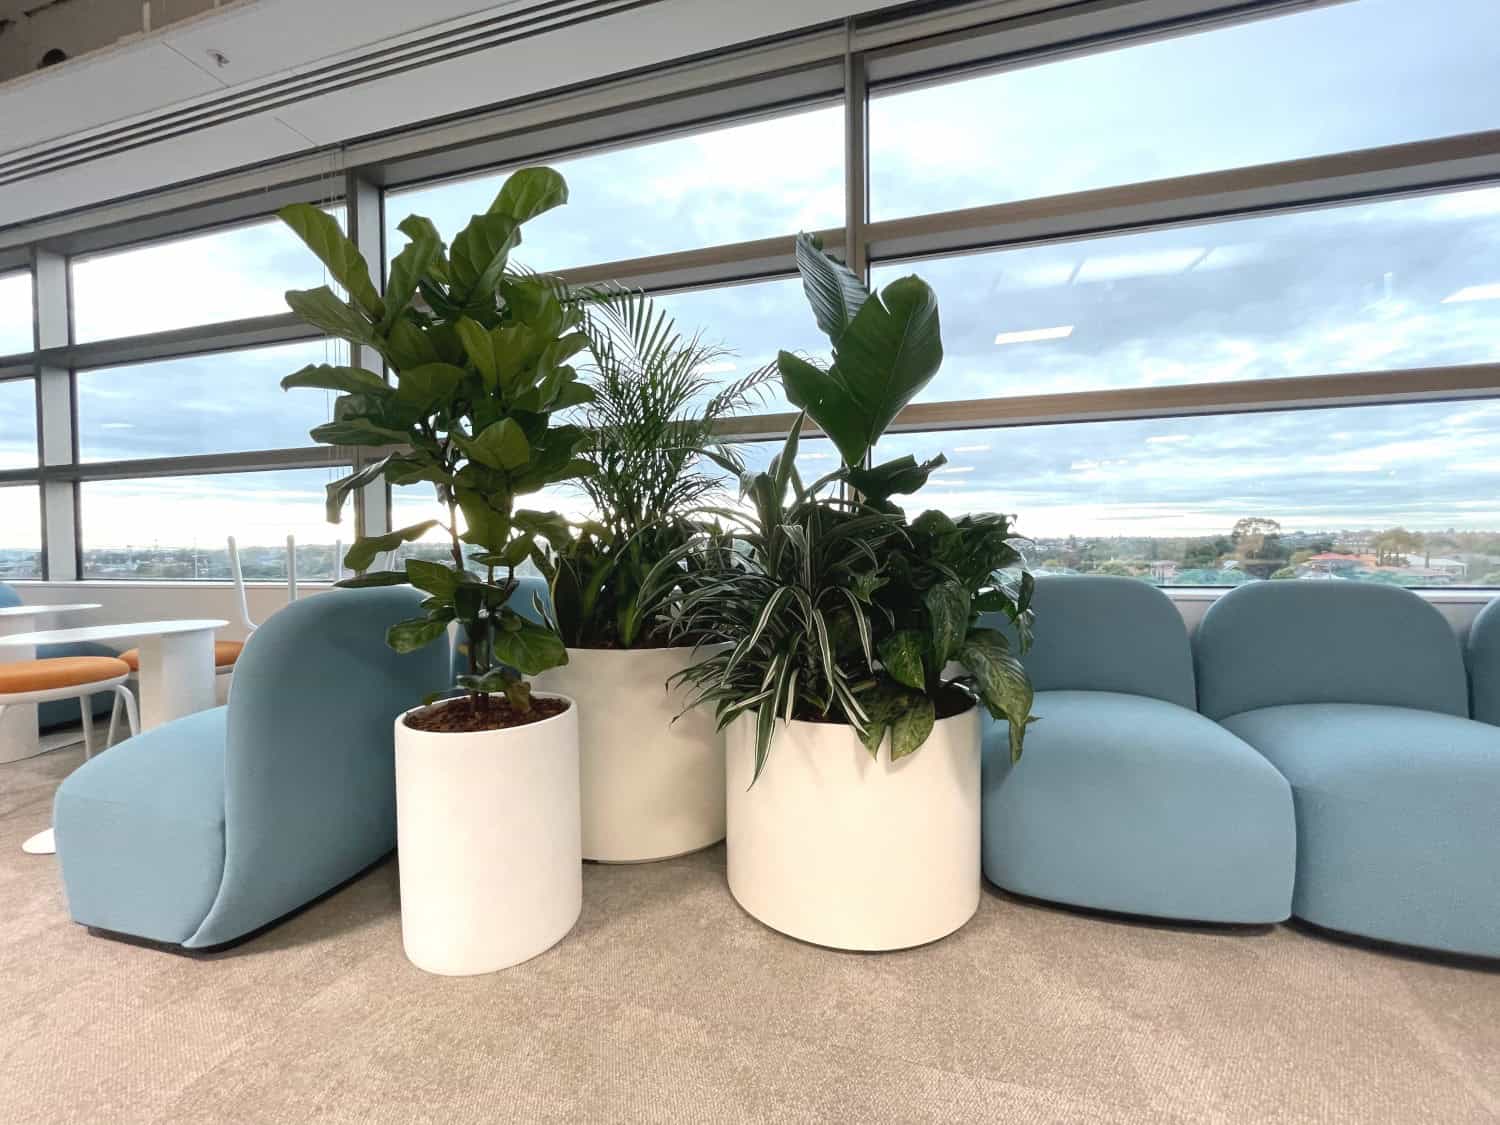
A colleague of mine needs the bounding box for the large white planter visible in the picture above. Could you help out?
[535,646,724,862]
[395,694,581,976]
[726,704,981,951]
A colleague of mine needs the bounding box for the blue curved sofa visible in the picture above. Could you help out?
[54,586,448,949]
[0,582,116,729]
[1467,596,1500,727]
[981,575,1296,923]
[1196,581,1500,958]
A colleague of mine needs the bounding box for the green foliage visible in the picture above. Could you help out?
[550,290,773,649]
[277,167,583,709]
[666,241,1036,781]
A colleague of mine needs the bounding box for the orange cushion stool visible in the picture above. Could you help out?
[120,641,243,672]
[0,656,132,696]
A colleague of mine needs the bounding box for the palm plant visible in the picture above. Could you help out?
[550,290,774,648]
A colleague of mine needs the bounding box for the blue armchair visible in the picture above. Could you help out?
[1467,596,1500,727]
[981,575,1295,923]
[0,583,116,730]
[54,586,448,949]
[1196,581,1500,958]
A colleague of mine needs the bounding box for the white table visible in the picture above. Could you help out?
[0,604,103,765]
[1,618,229,857]
[0,619,230,732]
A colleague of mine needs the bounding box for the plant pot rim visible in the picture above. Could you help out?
[744,695,980,730]
[563,642,726,654]
[398,691,576,737]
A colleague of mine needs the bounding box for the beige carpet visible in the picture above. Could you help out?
[2,746,1498,1125]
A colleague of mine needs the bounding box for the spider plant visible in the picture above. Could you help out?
[550,290,774,649]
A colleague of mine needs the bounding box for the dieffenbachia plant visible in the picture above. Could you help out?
[663,234,1036,782]
[276,166,590,710]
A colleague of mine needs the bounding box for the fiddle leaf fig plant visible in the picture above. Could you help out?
[665,233,1036,781]
[276,166,590,714]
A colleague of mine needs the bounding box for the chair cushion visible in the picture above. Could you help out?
[119,640,242,672]
[1221,703,1500,956]
[0,656,129,695]
[54,708,228,945]
[982,690,1295,923]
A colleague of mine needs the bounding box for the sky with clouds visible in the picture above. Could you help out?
[0,0,1497,558]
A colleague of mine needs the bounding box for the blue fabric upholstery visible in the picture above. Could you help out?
[979,574,1295,923]
[1194,580,1467,721]
[54,586,449,948]
[0,582,116,728]
[1222,704,1500,957]
[1008,575,1197,709]
[54,710,228,944]
[450,575,551,681]
[1466,597,1500,726]
[984,691,1295,922]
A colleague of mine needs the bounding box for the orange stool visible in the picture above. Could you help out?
[119,640,243,672]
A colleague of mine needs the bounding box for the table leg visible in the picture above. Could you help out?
[0,637,39,764]
[137,630,217,730]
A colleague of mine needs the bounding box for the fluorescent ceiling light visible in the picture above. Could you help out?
[953,444,991,453]
[1074,248,1204,283]
[994,325,1073,346]
[1441,282,1500,304]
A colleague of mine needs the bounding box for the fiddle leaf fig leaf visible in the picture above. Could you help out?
[343,520,439,572]
[284,287,378,349]
[383,230,443,329]
[386,614,453,654]
[468,418,530,471]
[449,212,520,302]
[491,616,568,675]
[278,203,384,320]
[489,166,569,223]
[281,364,389,396]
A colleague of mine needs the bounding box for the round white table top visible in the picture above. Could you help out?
[0,618,230,648]
[0,603,102,620]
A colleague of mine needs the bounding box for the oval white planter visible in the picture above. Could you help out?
[726,704,981,951]
[535,646,724,863]
[395,694,581,976]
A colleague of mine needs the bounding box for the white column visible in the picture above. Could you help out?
[33,248,77,580]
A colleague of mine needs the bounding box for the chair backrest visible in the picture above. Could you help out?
[982,574,1196,709]
[1194,580,1467,721]
[1466,597,1500,726]
[0,582,20,610]
[450,574,552,681]
[186,585,449,947]
[226,536,256,633]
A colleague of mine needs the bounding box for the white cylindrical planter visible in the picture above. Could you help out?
[395,694,581,976]
[535,647,724,862]
[726,704,981,951]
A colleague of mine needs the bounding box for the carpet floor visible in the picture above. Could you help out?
[2,745,1498,1125]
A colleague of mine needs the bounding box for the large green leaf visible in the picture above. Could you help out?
[309,418,410,447]
[780,273,942,469]
[793,232,867,344]
[488,166,569,223]
[467,418,530,471]
[405,558,460,598]
[925,580,971,669]
[323,454,392,523]
[878,629,926,690]
[344,520,439,571]
[845,454,946,502]
[956,629,1034,762]
[281,364,389,396]
[491,616,568,675]
[278,204,384,320]
[285,287,378,348]
[394,363,466,412]
[890,693,936,760]
[386,614,452,654]
[449,212,520,301]
[382,230,442,330]
[334,570,408,588]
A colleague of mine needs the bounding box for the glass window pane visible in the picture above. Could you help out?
[877,400,1500,587]
[0,378,37,470]
[72,210,345,343]
[870,0,1500,220]
[649,278,832,415]
[80,468,351,581]
[0,485,41,579]
[871,186,1500,401]
[386,105,843,272]
[0,271,31,355]
[77,339,349,463]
